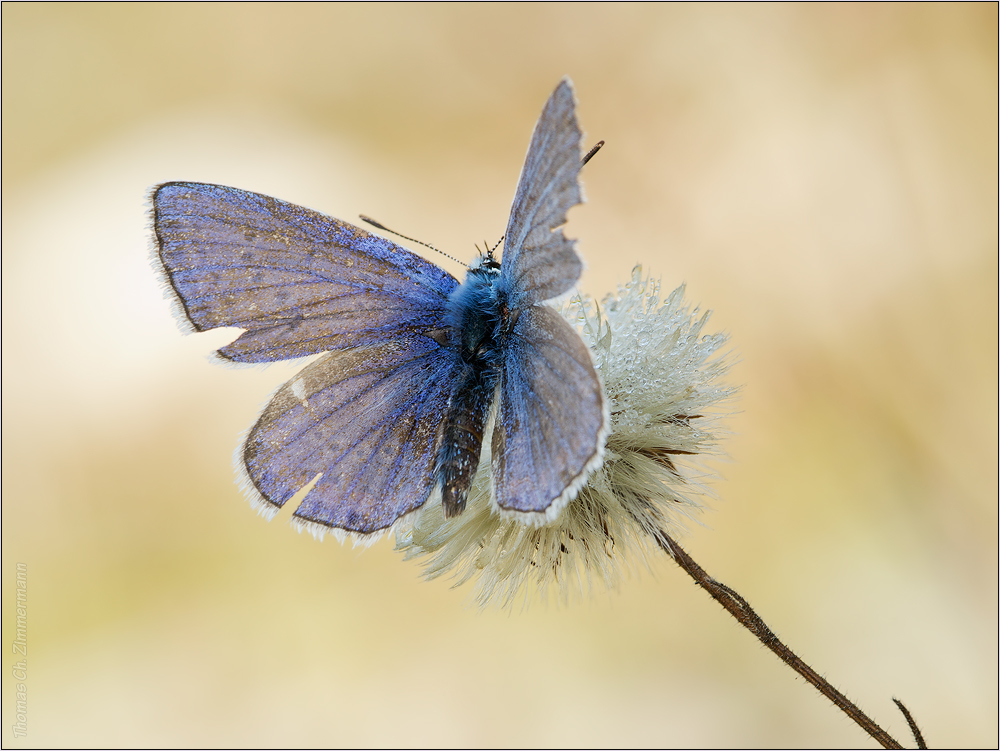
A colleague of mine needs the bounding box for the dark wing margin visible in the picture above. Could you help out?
[152,182,459,363]
[498,78,584,309]
[490,306,608,522]
[241,336,457,537]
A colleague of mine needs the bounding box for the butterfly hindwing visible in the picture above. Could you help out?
[491,305,607,521]
[153,182,458,363]
[498,78,585,309]
[244,335,457,535]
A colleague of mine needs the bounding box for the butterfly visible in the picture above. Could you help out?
[152,78,608,539]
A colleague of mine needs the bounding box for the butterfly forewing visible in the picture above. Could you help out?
[153,182,458,363]
[245,336,457,534]
[491,306,607,519]
[499,78,584,309]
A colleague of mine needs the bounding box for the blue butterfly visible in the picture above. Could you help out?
[152,78,608,538]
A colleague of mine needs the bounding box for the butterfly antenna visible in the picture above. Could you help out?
[359,215,466,267]
[582,140,605,166]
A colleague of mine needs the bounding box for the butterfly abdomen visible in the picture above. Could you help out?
[437,364,498,517]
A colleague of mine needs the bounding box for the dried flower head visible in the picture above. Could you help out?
[396,266,737,606]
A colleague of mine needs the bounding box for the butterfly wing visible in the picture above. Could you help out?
[244,336,457,534]
[153,182,462,534]
[488,80,607,520]
[152,182,458,363]
[497,78,584,309]
[491,305,607,520]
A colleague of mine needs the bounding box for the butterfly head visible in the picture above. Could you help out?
[468,251,501,274]
[471,232,504,273]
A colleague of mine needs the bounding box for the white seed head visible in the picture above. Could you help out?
[396,266,737,607]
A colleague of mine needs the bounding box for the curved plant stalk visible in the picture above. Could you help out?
[653,529,927,749]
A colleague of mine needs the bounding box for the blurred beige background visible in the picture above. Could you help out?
[2,4,996,748]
